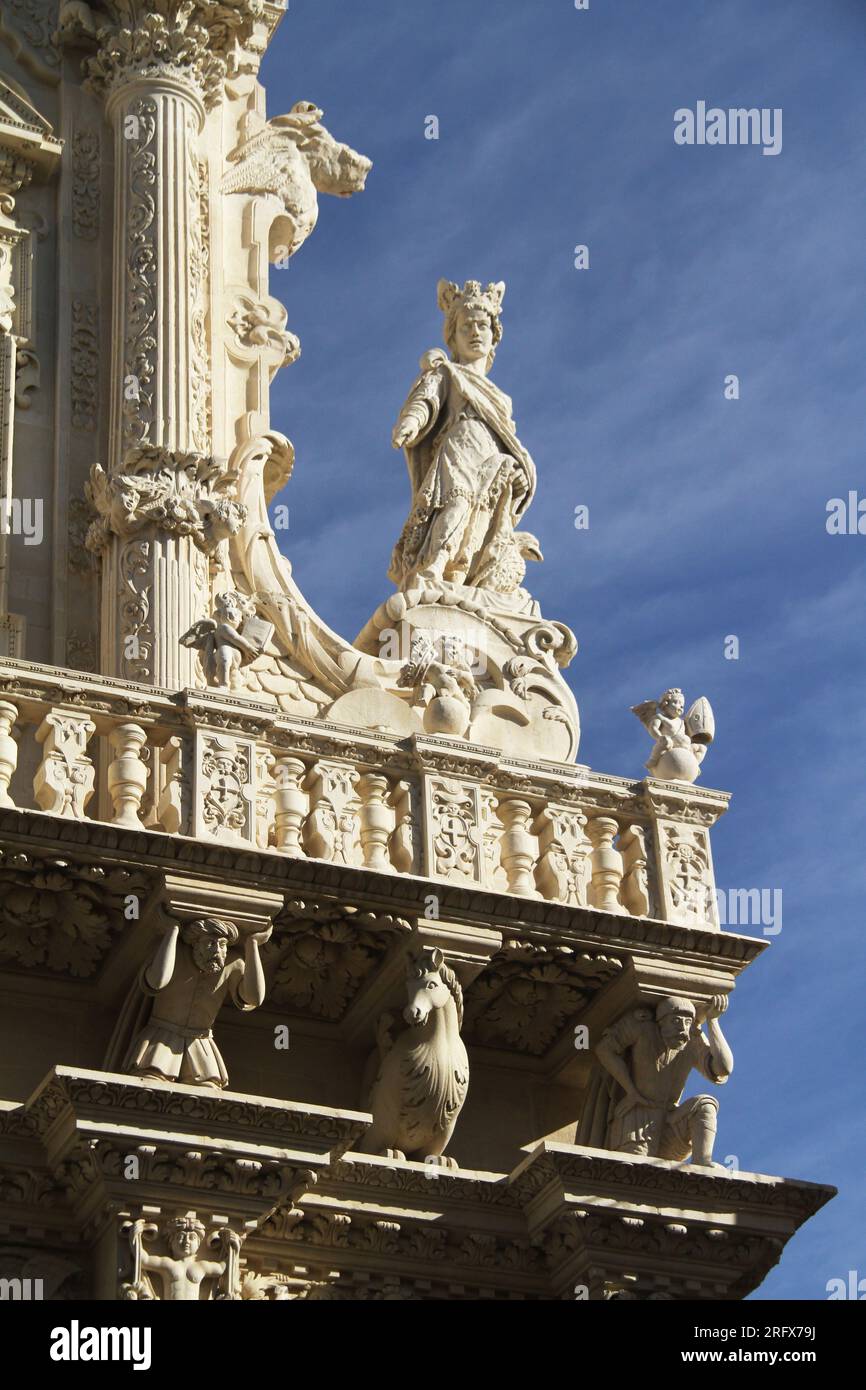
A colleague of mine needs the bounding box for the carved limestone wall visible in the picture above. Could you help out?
[0,662,727,931]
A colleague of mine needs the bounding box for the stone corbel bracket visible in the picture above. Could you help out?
[0,1063,370,1292]
[511,1142,836,1301]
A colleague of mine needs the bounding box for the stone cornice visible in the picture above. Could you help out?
[0,807,767,969]
[0,78,63,211]
[510,1141,836,1222]
[7,1066,370,1158]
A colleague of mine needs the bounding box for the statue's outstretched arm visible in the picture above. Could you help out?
[392,358,447,450]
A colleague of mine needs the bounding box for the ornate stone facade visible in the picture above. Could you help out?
[0,0,833,1305]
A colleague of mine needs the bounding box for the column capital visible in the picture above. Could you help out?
[83,2,272,111]
[85,448,245,552]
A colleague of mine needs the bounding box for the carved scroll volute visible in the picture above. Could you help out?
[33,708,96,819]
[620,823,651,918]
[497,797,539,898]
[273,756,308,856]
[587,815,626,915]
[0,699,19,807]
[107,721,149,828]
[358,772,393,872]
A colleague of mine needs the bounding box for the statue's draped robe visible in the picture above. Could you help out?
[389,354,537,588]
[104,946,255,1088]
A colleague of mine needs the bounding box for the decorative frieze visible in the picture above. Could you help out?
[70,299,98,430]
[0,667,729,928]
[194,730,256,846]
[33,708,96,819]
[71,128,101,240]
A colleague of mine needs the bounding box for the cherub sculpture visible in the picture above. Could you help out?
[181,590,272,690]
[122,917,271,1089]
[631,688,715,783]
[389,279,537,591]
[397,631,479,736]
[579,995,733,1167]
[123,1216,241,1301]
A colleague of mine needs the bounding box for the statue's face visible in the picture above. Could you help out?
[453,306,494,364]
[658,1008,693,1044]
[193,934,227,974]
[170,1229,201,1259]
[219,597,242,627]
[661,690,685,719]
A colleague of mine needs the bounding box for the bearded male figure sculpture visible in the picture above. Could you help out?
[119,918,271,1089]
[579,995,733,1167]
[389,280,537,591]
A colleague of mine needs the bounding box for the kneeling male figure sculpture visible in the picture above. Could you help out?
[591,994,733,1166]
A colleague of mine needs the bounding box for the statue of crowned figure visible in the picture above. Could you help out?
[389,279,541,598]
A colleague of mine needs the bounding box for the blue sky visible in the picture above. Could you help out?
[261,0,865,1299]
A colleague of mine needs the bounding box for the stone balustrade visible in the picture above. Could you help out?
[0,659,729,930]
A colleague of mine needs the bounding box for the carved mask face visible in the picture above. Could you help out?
[453,306,494,365]
[193,936,227,975]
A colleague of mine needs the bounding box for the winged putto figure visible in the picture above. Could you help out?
[631,688,715,784]
[181,590,273,690]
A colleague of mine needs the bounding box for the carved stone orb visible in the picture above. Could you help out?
[423,694,471,737]
[653,745,702,783]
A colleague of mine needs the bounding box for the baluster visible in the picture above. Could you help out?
[0,699,19,807]
[273,756,308,856]
[359,772,392,872]
[587,815,626,914]
[107,722,149,828]
[498,798,538,897]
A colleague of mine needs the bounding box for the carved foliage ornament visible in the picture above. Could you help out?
[83,4,264,108]
[264,900,411,1021]
[464,942,622,1055]
[85,450,246,552]
[71,129,100,239]
[0,850,150,977]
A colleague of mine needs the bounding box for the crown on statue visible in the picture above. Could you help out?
[437,278,506,322]
[167,1215,206,1238]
